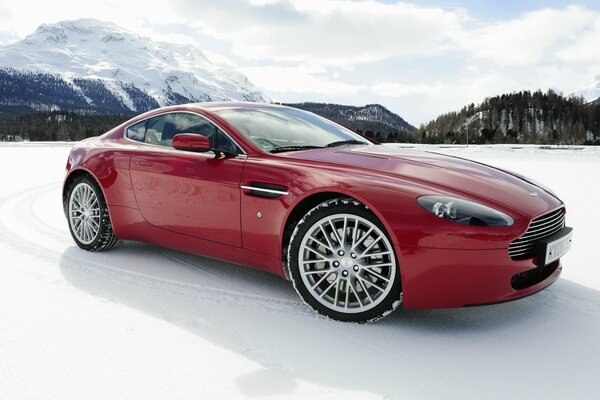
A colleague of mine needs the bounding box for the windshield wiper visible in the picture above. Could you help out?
[325,140,367,147]
[270,145,323,153]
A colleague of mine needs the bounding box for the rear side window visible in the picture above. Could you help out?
[145,113,216,147]
[126,121,146,142]
[143,112,242,154]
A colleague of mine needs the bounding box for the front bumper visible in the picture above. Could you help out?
[398,246,562,308]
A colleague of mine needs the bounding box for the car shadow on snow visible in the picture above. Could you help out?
[59,243,600,399]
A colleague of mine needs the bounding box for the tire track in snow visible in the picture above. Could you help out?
[14,183,274,299]
[0,183,311,316]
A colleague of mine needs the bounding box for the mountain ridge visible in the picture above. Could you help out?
[578,74,600,105]
[0,19,267,114]
[284,102,415,141]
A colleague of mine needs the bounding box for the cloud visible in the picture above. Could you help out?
[172,0,467,64]
[556,18,600,64]
[240,64,366,96]
[371,81,447,97]
[166,1,600,122]
[457,5,597,66]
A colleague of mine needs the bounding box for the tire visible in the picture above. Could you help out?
[288,197,402,322]
[65,175,120,252]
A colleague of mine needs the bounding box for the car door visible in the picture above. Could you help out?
[129,112,246,247]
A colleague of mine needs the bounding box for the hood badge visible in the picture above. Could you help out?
[529,192,539,197]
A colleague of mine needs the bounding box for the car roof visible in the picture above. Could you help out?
[188,101,286,112]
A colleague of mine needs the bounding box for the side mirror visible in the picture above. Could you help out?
[172,133,211,152]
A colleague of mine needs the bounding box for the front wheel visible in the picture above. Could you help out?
[66,175,120,252]
[288,198,401,322]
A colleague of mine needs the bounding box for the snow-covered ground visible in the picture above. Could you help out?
[0,143,598,400]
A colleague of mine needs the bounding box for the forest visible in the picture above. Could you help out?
[0,111,129,141]
[416,90,600,145]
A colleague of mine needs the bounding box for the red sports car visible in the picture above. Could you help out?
[63,102,573,322]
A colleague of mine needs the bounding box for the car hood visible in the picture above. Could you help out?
[281,144,562,216]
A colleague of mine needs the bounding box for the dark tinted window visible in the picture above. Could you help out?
[126,120,146,142]
[144,112,242,154]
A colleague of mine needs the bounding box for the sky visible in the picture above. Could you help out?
[0,0,599,126]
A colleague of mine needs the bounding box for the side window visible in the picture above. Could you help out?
[144,112,242,154]
[126,120,146,142]
[145,113,214,147]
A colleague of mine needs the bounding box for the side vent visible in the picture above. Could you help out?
[241,182,289,198]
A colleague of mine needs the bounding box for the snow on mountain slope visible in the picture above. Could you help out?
[578,74,600,104]
[0,19,267,113]
[287,102,416,134]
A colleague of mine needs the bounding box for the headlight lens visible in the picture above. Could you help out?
[417,196,514,226]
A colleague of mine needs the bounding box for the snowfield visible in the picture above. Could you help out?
[0,143,599,399]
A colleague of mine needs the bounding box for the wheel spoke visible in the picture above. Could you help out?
[366,262,394,268]
[82,222,89,242]
[86,222,93,242]
[359,236,382,257]
[357,275,386,294]
[308,235,333,253]
[303,268,331,275]
[301,260,327,265]
[362,266,391,283]
[333,279,341,306]
[73,216,84,231]
[318,279,338,299]
[344,280,350,310]
[72,197,83,209]
[328,218,342,246]
[341,216,348,247]
[351,217,359,248]
[88,217,100,229]
[351,226,373,252]
[311,271,333,290]
[305,247,330,261]
[348,278,364,309]
[356,276,374,304]
[82,186,89,206]
[318,224,335,251]
[359,251,391,259]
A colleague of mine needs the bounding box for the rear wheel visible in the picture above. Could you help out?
[288,198,401,322]
[66,175,120,251]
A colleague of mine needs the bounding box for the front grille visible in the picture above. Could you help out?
[508,208,565,259]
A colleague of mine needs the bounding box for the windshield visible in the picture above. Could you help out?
[215,107,369,152]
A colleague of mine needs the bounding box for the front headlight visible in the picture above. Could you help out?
[417,195,514,226]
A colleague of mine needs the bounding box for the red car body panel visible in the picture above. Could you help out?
[63,102,566,308]
[129,145,245,246]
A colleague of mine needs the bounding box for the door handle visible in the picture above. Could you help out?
[137,160,153,167]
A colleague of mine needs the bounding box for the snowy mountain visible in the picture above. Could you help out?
[285,102,415,139]
[578,74,600,105]
[0,19,267,114]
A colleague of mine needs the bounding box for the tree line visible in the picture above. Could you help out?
[0,111,129,141]
[2,90,600,144]
[416,90,600,145]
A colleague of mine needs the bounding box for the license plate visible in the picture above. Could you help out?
[544,230,573,265]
